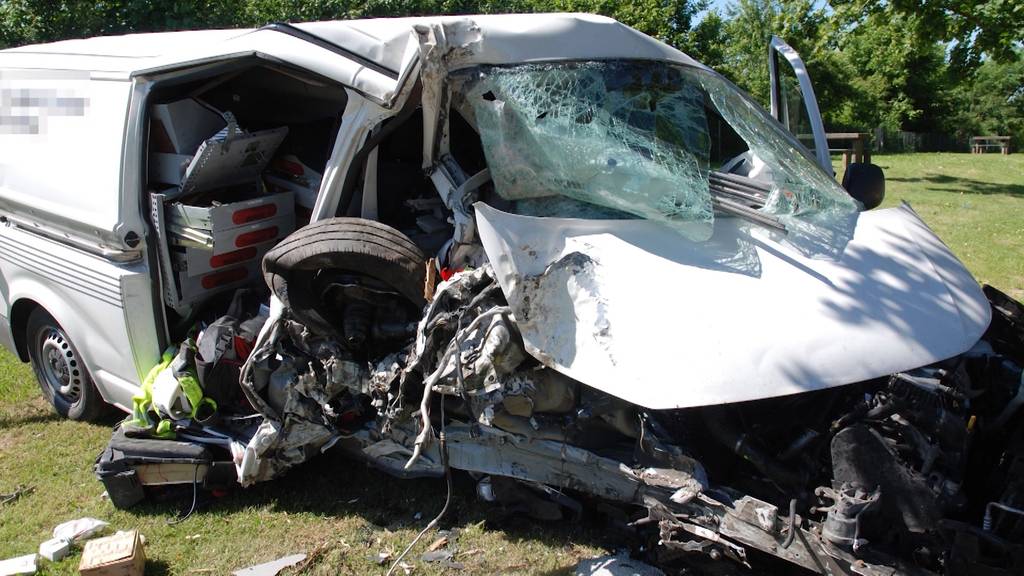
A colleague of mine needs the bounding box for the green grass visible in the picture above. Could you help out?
[2,152,1022,574]
[1,372,608,575]
[837,152,1024,299]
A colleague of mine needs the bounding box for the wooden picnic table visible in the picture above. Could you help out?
[826,132,870,170]
[971,135,1010,154]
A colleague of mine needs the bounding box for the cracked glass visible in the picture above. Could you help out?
[463,61,714,240]
[457,61,859,256]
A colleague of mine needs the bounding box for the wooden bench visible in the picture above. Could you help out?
[826,133,871,170]
[971,136,1010,154]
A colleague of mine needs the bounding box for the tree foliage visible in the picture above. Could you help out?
[831,6,953,132]
[949,53,1024,144]
[832,0,1024,70]
[717,0,851,129]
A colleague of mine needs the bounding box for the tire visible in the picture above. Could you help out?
[26,308,106,421]
[263,218,427,336]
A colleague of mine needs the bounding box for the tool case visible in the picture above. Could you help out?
[94,426,235,509]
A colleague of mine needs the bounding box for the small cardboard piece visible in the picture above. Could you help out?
[78,531,144,576]
[232,554,306,576]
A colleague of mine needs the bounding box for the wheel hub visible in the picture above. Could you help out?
[39,329,82,401]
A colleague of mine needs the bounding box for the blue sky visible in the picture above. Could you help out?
[704,0,733,15]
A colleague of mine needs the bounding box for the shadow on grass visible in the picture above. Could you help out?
[145,558,171,576]
[127,449,634,573]
[0,394,123,429]
[887,174,1024,196]
[0,409,62,428]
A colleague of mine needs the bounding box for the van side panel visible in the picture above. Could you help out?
[0,72,137,253]
[0,223,157,410]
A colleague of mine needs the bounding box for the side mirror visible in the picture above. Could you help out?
[842,162,885,210]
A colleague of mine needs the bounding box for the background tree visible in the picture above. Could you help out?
[830,6,953,133]
[716,0,850,126]
[831,0,1024,70]
[948,52,1024,143]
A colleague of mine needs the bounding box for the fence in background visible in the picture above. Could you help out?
[872,130,970,153]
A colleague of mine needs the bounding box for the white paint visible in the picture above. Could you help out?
[476,202,991,409]
[0,14,706,103]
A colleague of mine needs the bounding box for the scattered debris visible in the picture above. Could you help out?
[290,541,335,573]
[419,549,454,563]
[231,554,306,576]
[575,553,665,576]
[0,554,36,576]
[425,537,448,552]
[0,485,34,506]
[52,518,108,543]
[78,531,145,576]
[37,538,70,562]
[374,551,393,565]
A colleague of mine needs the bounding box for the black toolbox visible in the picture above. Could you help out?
[95,426,235,509]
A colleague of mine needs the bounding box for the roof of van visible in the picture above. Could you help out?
[0,14,700,101]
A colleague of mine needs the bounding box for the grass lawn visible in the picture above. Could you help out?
[1,152,1022,575]
[838,152,1023,299]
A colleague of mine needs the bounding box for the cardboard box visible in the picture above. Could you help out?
[78,530,145,576]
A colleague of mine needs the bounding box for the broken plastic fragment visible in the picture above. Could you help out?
[51,517,108,543]
[575,553,665,576]
[232,554,306,576]
[0,554,36,576]
[37,538,70,563]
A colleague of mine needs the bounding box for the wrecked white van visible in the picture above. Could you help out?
[0,14,1021,576]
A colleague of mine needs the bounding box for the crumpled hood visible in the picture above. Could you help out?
[475,202,992,409]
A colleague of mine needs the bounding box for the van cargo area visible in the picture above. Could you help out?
[145,62,345,330]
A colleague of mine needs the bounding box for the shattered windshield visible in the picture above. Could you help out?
[456,61,858,253]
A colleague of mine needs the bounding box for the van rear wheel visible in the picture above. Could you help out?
[26,309,105,421]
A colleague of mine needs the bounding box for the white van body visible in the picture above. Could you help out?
[0,14,991,415]
[0,14,709,412]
